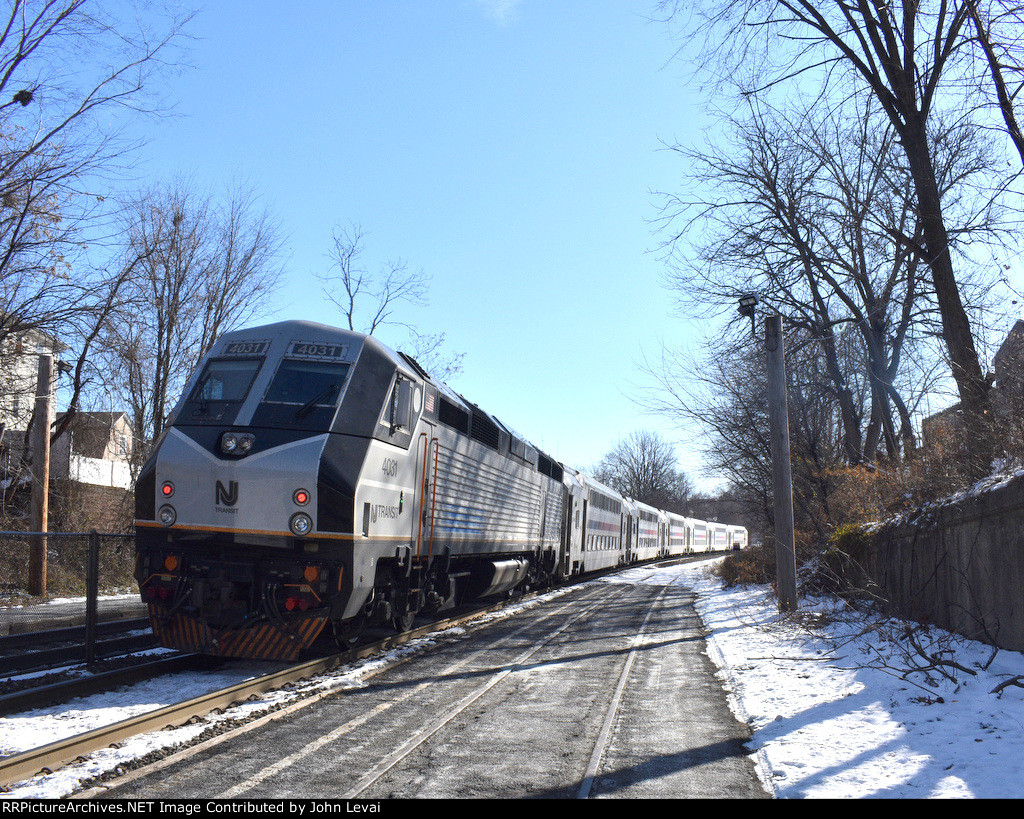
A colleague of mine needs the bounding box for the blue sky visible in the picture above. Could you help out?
[133,1,721,484]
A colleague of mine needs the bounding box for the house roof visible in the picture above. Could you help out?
[994,320,1024,381]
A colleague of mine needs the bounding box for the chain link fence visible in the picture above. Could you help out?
[0,531,144,640]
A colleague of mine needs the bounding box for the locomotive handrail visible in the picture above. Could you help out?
[428,436,440,559]
[416,432,429,557]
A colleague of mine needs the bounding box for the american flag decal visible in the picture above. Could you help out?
[426,392,435,413]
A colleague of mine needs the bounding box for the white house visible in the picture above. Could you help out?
[51,411,133,490]
[0,324,66,472]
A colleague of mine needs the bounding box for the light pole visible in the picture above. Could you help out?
[29,354,52,596]
[737,297,798,613]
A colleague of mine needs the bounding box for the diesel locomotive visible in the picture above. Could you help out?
[133,320,746,660]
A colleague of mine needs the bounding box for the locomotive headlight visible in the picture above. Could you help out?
[158,504,177,527]
[289,512,313,537]
[219,431,255,455]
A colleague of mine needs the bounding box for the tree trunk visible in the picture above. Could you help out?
[901,115,993,474]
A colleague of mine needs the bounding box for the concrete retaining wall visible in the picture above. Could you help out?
[869,472,1024,652]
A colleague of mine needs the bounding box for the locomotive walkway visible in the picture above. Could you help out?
[92,565,769,800]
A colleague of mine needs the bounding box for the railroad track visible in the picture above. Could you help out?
[0,653,214,718]
[317,582,640,800]
[0,617,150,651]
[117,572,705,799]
[0,553,725,795]
[0,619,157,678]
[0,597,518,791]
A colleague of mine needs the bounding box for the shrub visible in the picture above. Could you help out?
[716,544,775,588]
[801,522,881,602]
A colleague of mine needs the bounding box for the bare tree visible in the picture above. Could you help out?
[320,224,429,336]
[964,0,1024,168]
[402,328,466,383]
[0,1,190,346]
[593,430,693,511]
[0,0,191,467]
[319,223,464,382]
[639,325,863,542]
[98,180,283,460]
[50,253,146,444]
[640,338,774,532]
[657,92,1010,465]
[657,0,1007,475]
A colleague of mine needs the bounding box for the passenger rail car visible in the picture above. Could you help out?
[632,501,662,563]
[666,512,689,557]
[133,321,746,660]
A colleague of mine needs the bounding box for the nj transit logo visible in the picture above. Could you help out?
[215,480,239,507]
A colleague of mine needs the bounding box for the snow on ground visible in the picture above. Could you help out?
[2,562,1024,798]
[607,559,1024,799]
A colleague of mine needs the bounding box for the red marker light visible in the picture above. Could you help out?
[293,489,309,506]
[162,482,174,497]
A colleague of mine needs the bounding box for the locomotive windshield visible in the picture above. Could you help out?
[191,359,262,402]
[250,358,351,430]
[181,357,263,424]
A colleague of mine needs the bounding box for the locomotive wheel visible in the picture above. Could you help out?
[391,611,416,632]
[332,616,366,649]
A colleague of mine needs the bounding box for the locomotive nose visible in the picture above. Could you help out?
[147,427,330,538]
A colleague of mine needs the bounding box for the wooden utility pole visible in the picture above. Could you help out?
[28,353,52,596]
[765,316,798,612]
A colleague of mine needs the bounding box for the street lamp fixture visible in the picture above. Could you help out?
[738,294,758,336]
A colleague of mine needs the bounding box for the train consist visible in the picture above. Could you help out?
[134,321,747,660]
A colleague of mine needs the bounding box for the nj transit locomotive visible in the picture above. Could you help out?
[134,321,747,660]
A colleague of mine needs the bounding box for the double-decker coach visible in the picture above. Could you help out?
[665,511,689,556]
[727,526,749,551]
[632,500,663,563]
[573,473,627,571]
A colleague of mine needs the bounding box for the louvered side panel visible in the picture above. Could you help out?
[542,489,563,544]
[431,442,543,548]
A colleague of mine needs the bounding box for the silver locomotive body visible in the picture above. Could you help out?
[134,320,563,660]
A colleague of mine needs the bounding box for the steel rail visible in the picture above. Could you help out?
[0,653,207,718]
[339,586,624,799]
[0,618,150,650]
[0,632,158,677]
[577,584,668,798]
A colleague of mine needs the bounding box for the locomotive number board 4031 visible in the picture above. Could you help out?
[223,340,270,356]
[288,341,350,359]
